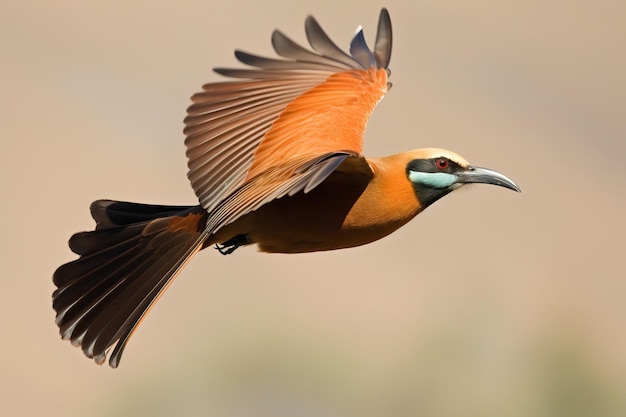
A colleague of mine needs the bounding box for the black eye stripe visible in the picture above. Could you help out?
[406,158,463,174]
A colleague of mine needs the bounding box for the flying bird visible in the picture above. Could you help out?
[53,9,520,368]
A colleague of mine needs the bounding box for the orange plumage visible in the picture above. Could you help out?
[52,9,519,367]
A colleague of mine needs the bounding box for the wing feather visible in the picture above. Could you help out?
[350,28,376,69]
[374,8,393,69]
[205,153,358,233]
[185,9,392,212]
[304,16,361,68]
[233,50,343,72]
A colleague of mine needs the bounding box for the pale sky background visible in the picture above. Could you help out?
[1,1,625,416]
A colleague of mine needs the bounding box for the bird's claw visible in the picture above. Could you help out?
[214,234,250,255]
[215,243,238,255]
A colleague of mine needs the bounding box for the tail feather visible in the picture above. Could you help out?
[67,227,136,256]
[53,200,208,367]
[90,199,197,229]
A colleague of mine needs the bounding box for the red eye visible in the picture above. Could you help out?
[436,158,448,169]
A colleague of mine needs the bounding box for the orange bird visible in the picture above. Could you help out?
[53,9,519,368]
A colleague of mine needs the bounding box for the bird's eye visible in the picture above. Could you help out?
[436,158,449,169]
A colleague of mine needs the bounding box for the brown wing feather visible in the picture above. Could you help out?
[205,152,361,235]
[185,9,392,212]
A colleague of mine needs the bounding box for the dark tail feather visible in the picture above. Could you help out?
[90,200,197,229]
[53,200,208,368]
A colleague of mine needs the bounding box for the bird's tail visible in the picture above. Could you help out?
[52,200,208,368]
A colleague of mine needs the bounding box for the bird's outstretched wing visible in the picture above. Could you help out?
[185,9,392,213]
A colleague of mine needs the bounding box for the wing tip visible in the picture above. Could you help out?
[374,8,393,69]
[212,9,393,79]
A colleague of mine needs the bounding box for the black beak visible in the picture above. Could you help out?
[457,166,521,192]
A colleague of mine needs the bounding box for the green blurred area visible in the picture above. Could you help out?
[1,0,624,416]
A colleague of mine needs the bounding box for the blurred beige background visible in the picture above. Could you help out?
[1,0,625,416]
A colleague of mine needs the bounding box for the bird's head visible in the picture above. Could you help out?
[404,148,520,208]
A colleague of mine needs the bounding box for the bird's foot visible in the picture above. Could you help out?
[214,234,250,255]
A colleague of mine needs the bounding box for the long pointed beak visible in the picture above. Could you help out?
[457,166,521,192]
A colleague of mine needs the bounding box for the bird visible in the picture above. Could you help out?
[52,8,520,368]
